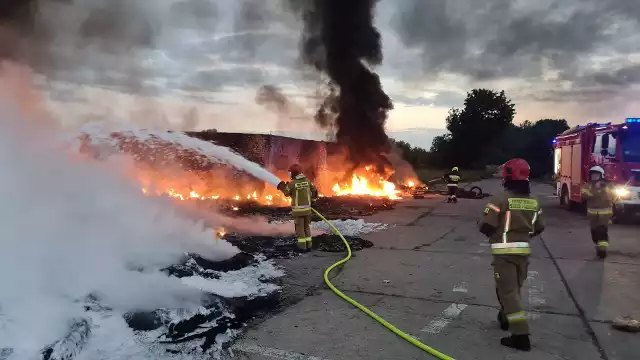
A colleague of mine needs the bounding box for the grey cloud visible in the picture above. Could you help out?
[528,87,622,103]
[390,90,465,108]
[391,0,640,83]
[588,65,640,86]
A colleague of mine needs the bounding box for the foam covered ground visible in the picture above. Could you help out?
[0,115,390,360]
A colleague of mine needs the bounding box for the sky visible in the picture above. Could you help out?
[30,0,640,149]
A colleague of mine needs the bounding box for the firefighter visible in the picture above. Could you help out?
[277,164,318,252]
[478,158,544,351]
[581,166,614,259]
[443,167,461,203]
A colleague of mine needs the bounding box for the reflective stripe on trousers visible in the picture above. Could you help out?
[491,242,531,255]
[507,311,527,323]
[588,208,612,215]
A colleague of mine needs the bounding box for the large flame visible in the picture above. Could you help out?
[332,173,399,199]
[78,131,403,204]
[137,165,401,203]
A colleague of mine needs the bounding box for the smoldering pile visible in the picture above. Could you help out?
[33,252,285,360]
[197,195,396,221]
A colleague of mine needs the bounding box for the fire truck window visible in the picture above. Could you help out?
[601,133,616,157]
[606,133,616,156]
[592,134,602,154]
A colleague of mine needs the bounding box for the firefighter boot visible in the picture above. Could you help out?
[295,241,307,253]
[500,334,531,351]
[497,311,509,331]
[596,242,608,259]
[447,196,452,203]
[453,196,458,203]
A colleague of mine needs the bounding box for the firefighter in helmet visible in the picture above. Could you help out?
[478,158,544,351]
[443,167,461,203]
[277,164,319,252]
[581,166,614,259]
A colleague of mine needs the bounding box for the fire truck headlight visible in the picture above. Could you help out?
[614,187,631,198]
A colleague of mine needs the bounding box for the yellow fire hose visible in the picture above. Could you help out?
[311,208,455,360]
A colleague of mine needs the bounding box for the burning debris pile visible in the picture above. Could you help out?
[74,123,410,210]
[200,195,395,221]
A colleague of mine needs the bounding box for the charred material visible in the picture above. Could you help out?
[128,252,284,353]
[427,185,489,199]
[41,318,91,360]
[201,195,396,221]
[222,233,373,258]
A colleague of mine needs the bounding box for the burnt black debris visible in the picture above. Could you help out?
[41,318,91,360]
[222,233,373,257]
[195,195,396,221]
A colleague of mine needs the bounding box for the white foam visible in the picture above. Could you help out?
[0,104,282,358]
[72,121,282,187]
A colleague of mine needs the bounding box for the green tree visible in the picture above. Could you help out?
[514,119,569,177]
[431,89,515,168]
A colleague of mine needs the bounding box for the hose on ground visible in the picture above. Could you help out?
[311,208,456,360]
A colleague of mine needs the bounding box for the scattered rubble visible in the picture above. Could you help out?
[193,195,396,220]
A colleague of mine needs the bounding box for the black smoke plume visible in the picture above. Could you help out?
[290,0,393,169]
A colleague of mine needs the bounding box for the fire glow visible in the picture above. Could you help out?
[139,167,401,204]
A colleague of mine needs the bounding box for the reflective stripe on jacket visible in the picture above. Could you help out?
[478,190,544,256]
[444,172,461,187]
[281,174,317,216]
[582,181,613,212]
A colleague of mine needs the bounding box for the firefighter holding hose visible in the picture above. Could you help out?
[477,158,544,351]
[443,167,461,203]
[581,166,614,259]
[277,164,319,252]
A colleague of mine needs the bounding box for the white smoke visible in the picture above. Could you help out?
[0,64,240,356]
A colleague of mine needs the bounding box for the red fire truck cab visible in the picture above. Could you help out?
[553,118,640,219]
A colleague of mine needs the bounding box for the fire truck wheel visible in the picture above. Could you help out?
[560,185,572,210]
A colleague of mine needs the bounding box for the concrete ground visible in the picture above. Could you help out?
[230,179,640,360]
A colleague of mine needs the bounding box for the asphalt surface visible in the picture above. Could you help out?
[230,179,640,360]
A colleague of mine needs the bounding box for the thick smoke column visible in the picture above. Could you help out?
[292,0,393,167]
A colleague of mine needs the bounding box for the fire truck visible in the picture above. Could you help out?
[553,118,640,221]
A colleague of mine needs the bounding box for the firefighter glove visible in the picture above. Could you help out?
[479,223,497,238]
[277,181,287,191]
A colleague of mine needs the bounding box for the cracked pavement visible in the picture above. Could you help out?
[230,179,640,360]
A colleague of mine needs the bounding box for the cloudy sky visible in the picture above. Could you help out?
[35,0,640,149]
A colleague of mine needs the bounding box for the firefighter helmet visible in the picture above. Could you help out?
[452,167,459,172]
[288,163,303,178]
[589,166,605,176]
[501,158,530,181]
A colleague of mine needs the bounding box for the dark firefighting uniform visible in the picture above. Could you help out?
[582,180,614,251]
[444,172,461,197]
[281,174,318,249]
[478,191,545,335]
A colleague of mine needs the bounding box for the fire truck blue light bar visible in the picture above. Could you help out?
[625,118,640,123]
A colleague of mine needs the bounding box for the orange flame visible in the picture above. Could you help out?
[137,165,401,203]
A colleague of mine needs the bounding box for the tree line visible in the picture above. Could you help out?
[392,89,570,178]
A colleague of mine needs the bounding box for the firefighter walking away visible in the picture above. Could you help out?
[478,158,544,351]
[277,164,319,252]
[582,166,614,259]
[443,167,461,203]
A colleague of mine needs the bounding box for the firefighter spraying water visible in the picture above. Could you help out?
[277,164,319,252]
